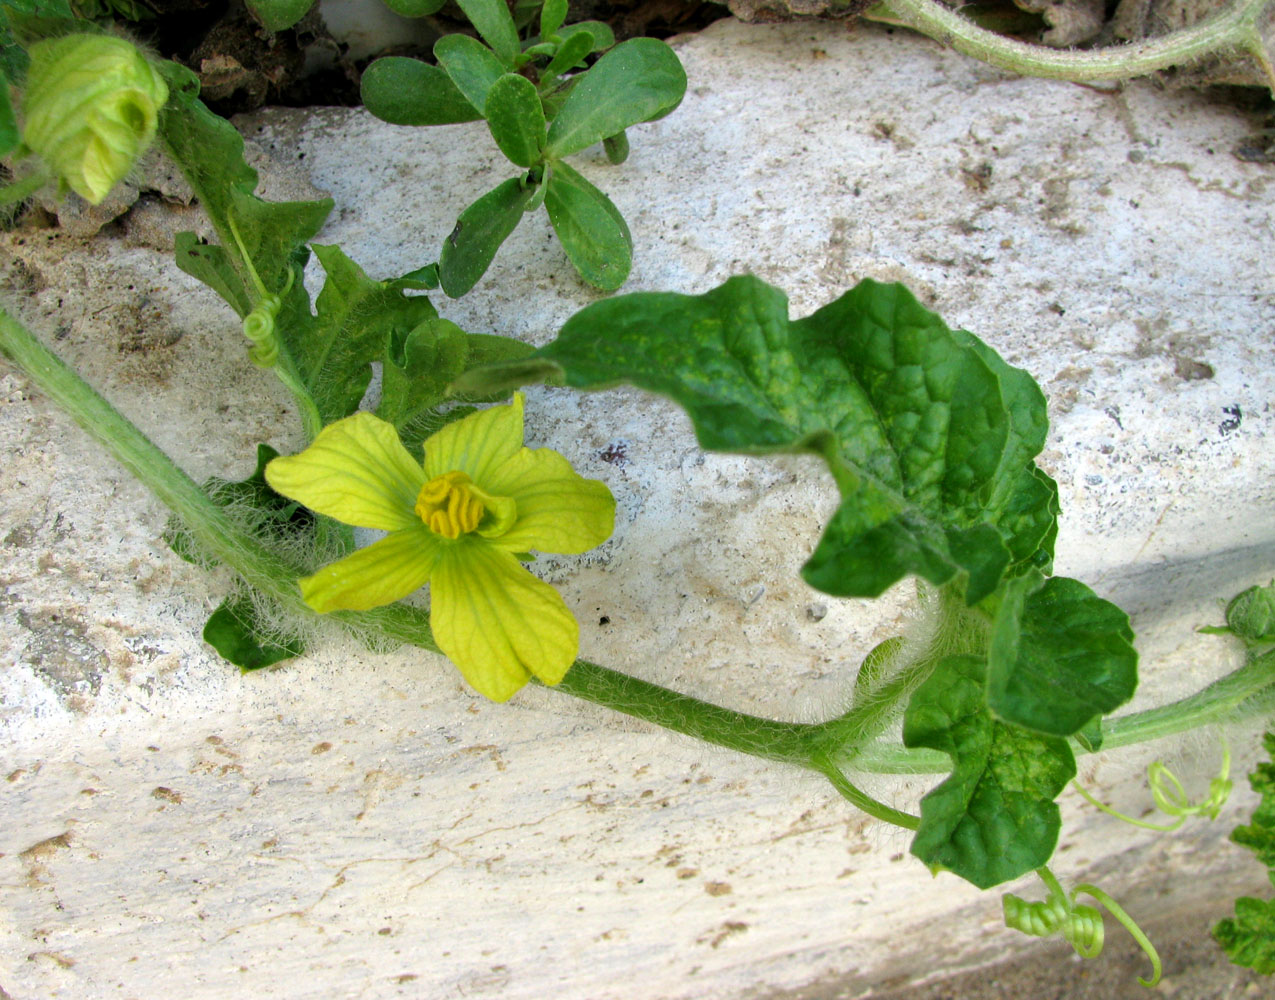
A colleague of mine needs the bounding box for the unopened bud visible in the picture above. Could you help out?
[22,35,168,205]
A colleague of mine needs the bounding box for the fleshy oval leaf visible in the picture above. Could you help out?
[544,37,686,158]
[361,56,481,125]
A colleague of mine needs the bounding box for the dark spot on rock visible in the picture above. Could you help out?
[152,787,183,805]
[598,616,611,626]
[1174,356,1214,381]
[599,440,629,466]
[18,609,106,707]
[1220,404,1243,435]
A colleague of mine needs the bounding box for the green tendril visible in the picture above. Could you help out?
[226,213,293,369]
[1004,868,1161,988]
[1072,739,1232,832]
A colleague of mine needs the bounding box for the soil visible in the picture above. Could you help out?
[133,0,730,116]
[761,904,1270,999]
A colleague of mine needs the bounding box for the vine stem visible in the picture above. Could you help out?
[878,0,1275,88]
[0,305,436,650]
[2,307,1272,818]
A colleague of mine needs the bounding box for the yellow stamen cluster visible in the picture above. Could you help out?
[415,470,485,539]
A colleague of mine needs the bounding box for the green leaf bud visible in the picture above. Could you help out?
[21,35,169,205]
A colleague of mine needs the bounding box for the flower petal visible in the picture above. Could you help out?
[481,447,615,554]
[266,412,424,531]
[299,526,442,613]
[423,392,525,483]
[430,540,579,701]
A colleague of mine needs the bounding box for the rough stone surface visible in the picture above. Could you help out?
[2,18,1273,1000]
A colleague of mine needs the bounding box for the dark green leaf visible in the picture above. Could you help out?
[226,186,332,299]
[173,232,251,317]
[382,0,447,15]
[955,329,1060,573]
[484,73,545,168]
[204,595,304,671]
[380,317,469,437]
[1228,582,1275,644]
[438,177,536,298]
[542,28,594,83]
[543,160,631,290]
[1214,896,1275,975]
[558,20,614,52]
[1234,732,1275,870]
[300,244,440,423]
[164,443,315,569]
[244,0,313,32]
[903,653,1075,889]
[456,0,520,67]
[1214,732,1275,973]
[0,68,17,156]
[986,572,1137,737]
[433,34,506,116]
[388,263,440,291]
[459,277,1056,603]
[0,0,74,82]
[157,60,257,230]
[603,130,629,165]
[545,37,685,157]
[381,319,534,453]
[361,56,481,125]
[539,0,567,38]
[158,60,332,295]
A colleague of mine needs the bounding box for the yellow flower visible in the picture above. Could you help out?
[21,35,169,205]
[265,394,614,701]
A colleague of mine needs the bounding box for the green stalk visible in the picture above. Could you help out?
[878,0,1275,88]
[813,751,920,829]
[4,304,1270,833]
[1099,649,1275,750]
[0,304,436,651]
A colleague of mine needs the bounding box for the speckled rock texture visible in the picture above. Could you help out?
[1,18,1273,1000]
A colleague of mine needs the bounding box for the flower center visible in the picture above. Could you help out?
[415,470,485,539]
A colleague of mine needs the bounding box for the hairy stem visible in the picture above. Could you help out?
[879,0,1275,87]
[0,305,437,653]
[813,751,920,829]
[3,306,1271,824]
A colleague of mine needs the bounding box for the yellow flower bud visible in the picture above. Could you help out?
[21,35,168,205]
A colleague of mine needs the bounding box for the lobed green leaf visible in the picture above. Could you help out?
[300,244,440,423]
[986,572,1137,737]
[1214,732,1275,973]
[159,60,332,297]
[1227,582,1275,645]
[545,38,686,158]
[381,318,535,454]
[457,277,1058,603]
[903,653,1075,889]
[361,56,481,125]
[173,233,251,317]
